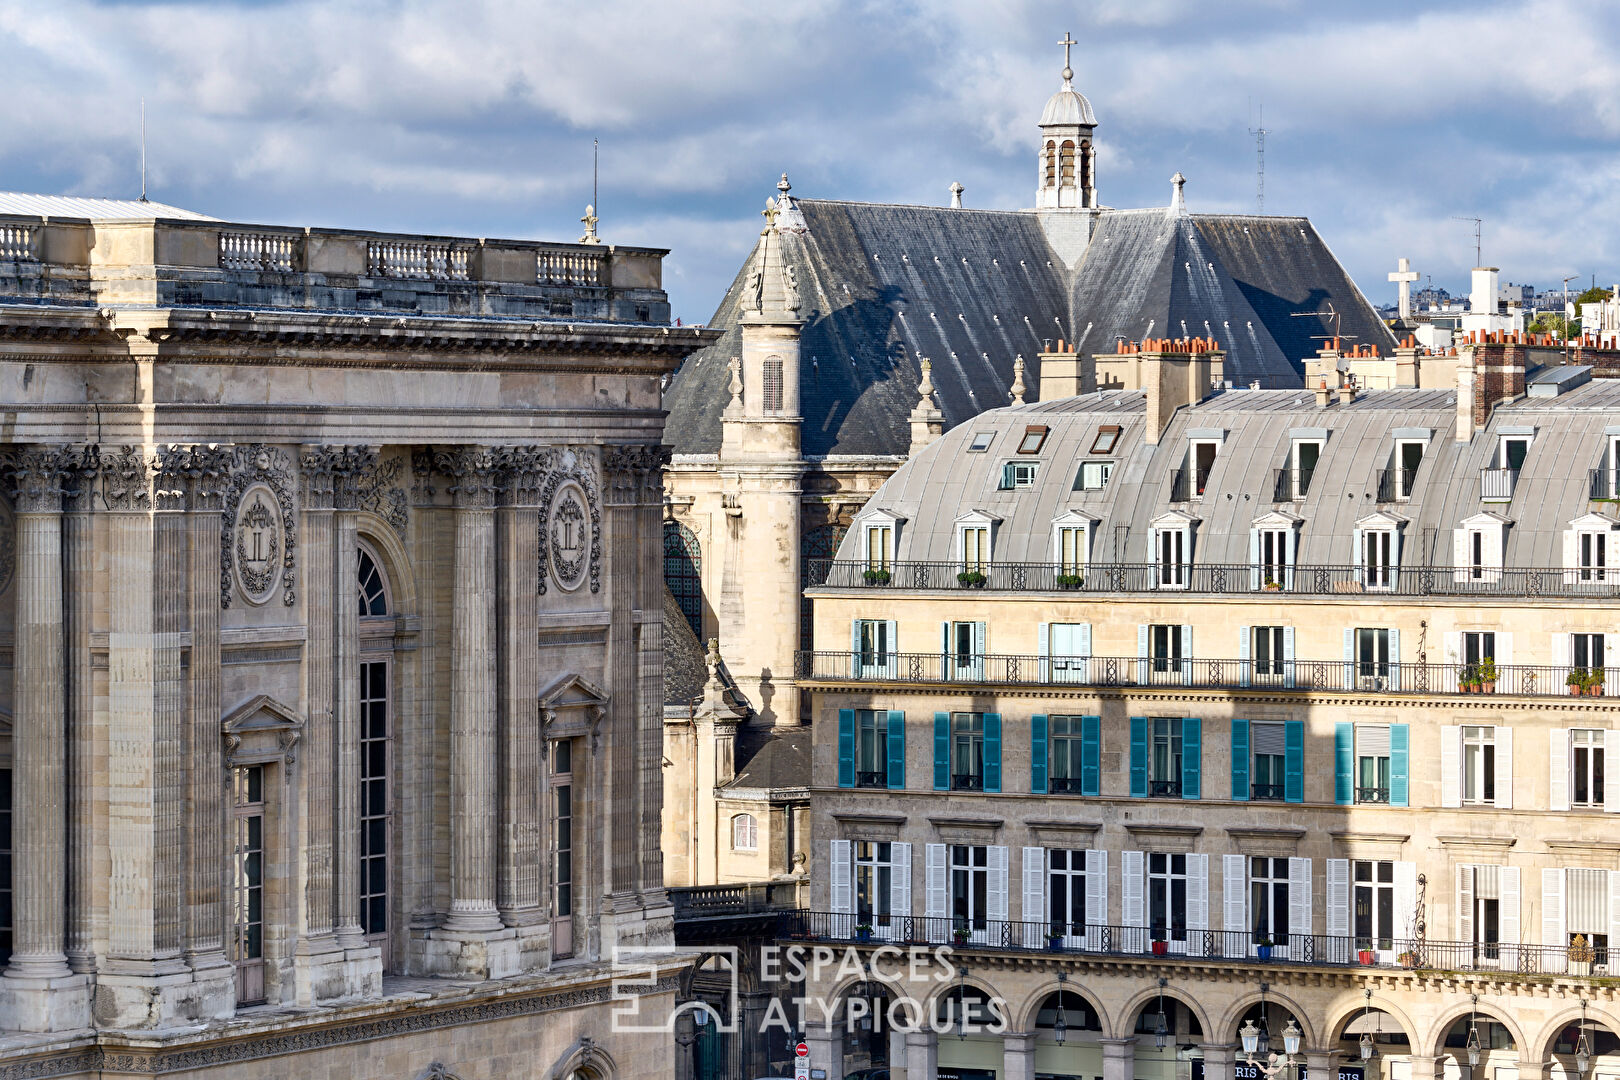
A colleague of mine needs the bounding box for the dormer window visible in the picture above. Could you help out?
[1565,513,1618,585]
[1000,461,1040,489]
[1073,460,1113,491]
[1090,425,1121,454]
[1283,428,1326,499]
[954,510,1001,576]
[1354,512,1406,591]
[1148,511,1196,590]
[858,509,905,573]
[1190,441,1218,497]
[1051,510,1098,581]
[1387,429,1431,501]
[1249,511,1301,590]
[968,431,995,453]
[1453,512,1509,583]
[1018,425,1049,454]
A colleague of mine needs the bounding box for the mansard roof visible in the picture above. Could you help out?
[664,200,1393,459]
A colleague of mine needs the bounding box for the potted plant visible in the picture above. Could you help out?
[957,570,987,588]
[1571,933,1596,975]
[1255,936,1274,960]
[1477,657,1498,693]
[1262,577,1282,592]
[1357,947,1376,965]
[1589,669,1606,697]
[952,927,971,945]
[1397,949,1419,969]
[863,568,891,585]
[1056,572,1084,589]
[1570,668,1588,696]
[1151,938,1169,956]
[1460,667,1481,693]
[1046,930,1065,953]
[854,923,874,943]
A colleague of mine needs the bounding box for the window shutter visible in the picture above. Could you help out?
[1223,853,1247,934]
[1389,723,1409,807]
[1001,462,1016,489]
[1352,527,1364,585]
[974,620,987,657]
[1453,528,1469,580]
[892,842,912,921]
[1543,867,1566,958]
[1497,632,1512,669]
[940,621,951,680]
[1550,729,1570,811]
[1181,718,1201,799]
[1326,858,1350,941]
[1080,715,1101,796]
[1030,714,1048,794]
[1500,866,1520,951]
[987,845,1009,923]
[1285,719,1306,803]
[1495,725,1513,809]
[1607,729,1620,812]
[1565,529,1580,584]
[1444,632,1460,665]
[1284,527,1297,590]
[1283,625,1296,688]
[1387,627,1402,690]
[837,709,856,788]
[1342,627,1355,686]
[884,620,898,678]
[1122,850,1145,928]
[1288,857,1312,944]
[831,840,853,916]
[1334,722,1354,805]
[983,712,1002,793]
[1610,870,1620,954]
[1248,528,1261,590]
[1037,623,1050,681]
[1022,846,1046,928]
[1238,627,1252,688]
[1230,718,1250,801]
[1392,526,1403,573]
[1086,850,1107,933]
[1186,853,1209,932]
[1553,632,1570,669]
[1129,717,1148,797]
[1148,528,1159,589]
[933,712,950,791]
[1440,725,1461,808]
[887,710,906,790]
[1393,862,1417,943]
[1179,625,1193,679]
[1137,624,1149,683]
[1077,623,1092,657]
[851,618,862,676]
[926,843,949,925]
[1457,865,1475,944]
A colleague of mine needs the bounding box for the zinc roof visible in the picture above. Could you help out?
[0,191,215,221]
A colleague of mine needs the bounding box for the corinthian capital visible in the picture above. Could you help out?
[100,446,151,511]
[301,445,379,510]
[9,447,66,514]
[601,443,670,501]
[433,446,500,509]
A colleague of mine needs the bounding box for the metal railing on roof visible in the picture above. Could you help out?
[1272,467,1315,501]
[797,650,1602,698]
[806,559,1620,598]
[1375,468,1416,502]
[1590,470,1620,500]
[1480,467,1519,501]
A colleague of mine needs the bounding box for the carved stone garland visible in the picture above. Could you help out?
[221,445,298,608]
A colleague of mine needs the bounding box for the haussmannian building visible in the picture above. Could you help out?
[0,193,714,1079]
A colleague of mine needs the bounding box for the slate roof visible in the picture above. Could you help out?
[838,383,1620,572]
[726,727,810,793]
[664,200,1394,459]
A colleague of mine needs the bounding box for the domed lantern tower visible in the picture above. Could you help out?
[1037,32,1098,210]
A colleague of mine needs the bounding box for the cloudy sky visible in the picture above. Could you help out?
[1,0,1617,322]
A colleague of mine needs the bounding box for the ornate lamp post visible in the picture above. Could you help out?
[1577,999,1593,1078]
[1465,995,1483,1071]
[1154,978,1170,1053]
[1358,989,1378,1065]
[1054,972,1069,1047]
[1240,983,1300,1080]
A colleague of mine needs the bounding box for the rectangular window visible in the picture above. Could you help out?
[1581,532,1609,581]
[1074,460,1113,491]
[1462,725,1497,805]
[1469,864,1501,961]
[231,765,267,1006]
[1355,724,1392,804]
[1057,527,1087,574]
[855,709,887,788]
[1353,860,1395,951]
[855,841,893,927]
[960,526,991,570]
[1148,852,1188,942]
[999,462,1040,489]
[857,620,891,671]
[1157,529,1186,587]
[1292,441,1321,498]
[1356,627,1390,681]
[1149,718,1183,797]
[967,431,994,453]
[1150,624,1183,674]
[1252,626,1286,678]
[360,661,389,950]
[1575,633,1606,672]
[1395,440,1424,498]
[1048,623,1088,682]
[1048,849,1088,934]
[1251,720,1285,800]
[551,738,575,958]
[1258,530,1289,589]
[865,525,893,571]
[1191,442,1218,496]
[1049,715,1085,794]
[1463,632,1496,667]
[950,845,989,930]
[1501,436,1530,471]
[1573,729,1606,808]
[951,712,985,791]
[1250,856,1290,943]
[1363,530,1395,590]
[1090,426,1120,454]
[1469,531,1485,579]
[1018,426,1049,454]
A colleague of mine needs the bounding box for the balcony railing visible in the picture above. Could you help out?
[1375,468,1416,502]
[797,650,1605,699]
[1481,467,1520,501]
[1168,466,1214,503]
[855,770,888,789]
[778,911,1608,976]
[672,881,804,918]
[1591,470,1620,500]
[1272,468,1315,501]
[806,559,1620,599]
[1251,783,1285,801]
[1050,777,1086,794]
[1356,786,1392,804]
[1,222,39,262]
[951,773,984,792]
[1148,779,1182,798]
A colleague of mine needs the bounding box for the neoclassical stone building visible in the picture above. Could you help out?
[0,194,713,1078]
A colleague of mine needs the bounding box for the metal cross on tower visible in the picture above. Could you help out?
[1058,31,1076,84]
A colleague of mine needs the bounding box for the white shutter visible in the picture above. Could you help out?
[1186,853,1209,933]
[1551,729,1571,812]
[1453,528,1469,581]
[1497,632,1513,668]
[1610,870,1620,961]
[1038,623,1050,681]
[1086,849,1107,933]
[892,843,912,921]
[1288,857,1311,944]
[1122,850,1145,928]
[1239,627,1252,688]
[1501,866,1521,947]
[987,845,1009,923]
[1440,725,1462,808]
[1456,864,1475,943]
[1326,858,1350,939]
[1283,626,1296,688]
[925,843,948,921]
[1022,846,1046,927]
[1444,632,1461,665]
[1077,623,1092,657]
[1553,632,1570,669]
[1495,726,1513,809]
[1223,854,1248,934]
[1543,867,1565,953]
[1608,729,1620,812]
[1565,529,1579,582]
[1394,861,1417,944]
[831,840,853,916]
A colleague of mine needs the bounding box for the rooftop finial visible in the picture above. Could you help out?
[1168,172,1187,217]
[917,358,936,403]
[949,181,965,209]
[1010,355,1027,404]
[579,203,600,245]
[774,172,808,232]
[909,356,944,454]
[1058,30,1077,86]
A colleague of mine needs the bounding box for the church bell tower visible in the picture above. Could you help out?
[1036,32,1099,210]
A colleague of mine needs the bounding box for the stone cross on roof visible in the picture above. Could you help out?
[1389,257,1420,321]
[1058,31,1077,86]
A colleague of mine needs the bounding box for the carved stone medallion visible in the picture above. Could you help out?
[234,483,283,605]
[548,482,588,591]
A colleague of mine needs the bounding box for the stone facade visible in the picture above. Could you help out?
[0,202,714,1078]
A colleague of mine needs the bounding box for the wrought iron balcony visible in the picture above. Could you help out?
[1272,467,1316,501]
[1148,779,1183,798]
[1251,783,1285,801]
[951,773,984,792]
[1481,467,1520,501]
[1355,786,1392,804]
[855,770,888,789]
[1375,468,1417,502]
[1049,776,1086,794]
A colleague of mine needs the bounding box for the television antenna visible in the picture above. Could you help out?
[1292,302,1353,342]
[1248,103,1269,214]
[1453,216,1482,265]
[139,98,148,203]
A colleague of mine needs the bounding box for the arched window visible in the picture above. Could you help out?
[663,521,703,638]
[358,546,389,616]
[356,542,393,966]
[1045,141,1057,186]
[761,357,784,413]
[732,813,758,851]
[1079,139,1092,197]
[801,523,847,651]
[1060,140,1076,186]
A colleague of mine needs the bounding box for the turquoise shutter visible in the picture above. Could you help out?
[887,710,906,789]
[1334,722,1354,805]
[1080,715,1100,795]
[1284,720,1305,803]
[1030,714,1048,794]
[1001,462,1016,489]
[933,712,950,791]
[983,713,1002,793]
[1129,717,1148,797]
[1230,718,1250,801]
[838,709,856,788]
[1181,718,1201,799]
[1389,723,1410,807]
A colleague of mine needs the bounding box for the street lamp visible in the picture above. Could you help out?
[1241,985,1302,1080]
[1054,972,1068,1046]
[1359,989,1378,1064]
[1577,999,1593,1078]
[955,966,969,1042]
[1154,979,1170,1052]
[1466,995,1482,1070]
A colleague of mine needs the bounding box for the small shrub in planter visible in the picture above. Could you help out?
[1589,670,1607,696]
[1151,939,1169,956]
[957,571,987,588]
[1570,668,1588,695]
[952,928,972,944]
[1046,931,1065,952]
[854,923,874,943]
[1255,937,1274,960]
[1056,573,1084,589]
[1477,658,1498,693]
[1357,948,1376,965]
[863,568,891,585]
[1397,950,1419,968]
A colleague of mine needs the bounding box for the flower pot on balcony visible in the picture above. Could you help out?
[1573,959,1593,976]
[855,926,873,943]
[1398,951,1419,969]
[1590,685,1606,697]
[1151,940,1169,956]
[1358,949,1376,965]
[1482,680,1496,693]
[863,570,891,586]
[1046,937,1064,953]
[1256,945,1273,960]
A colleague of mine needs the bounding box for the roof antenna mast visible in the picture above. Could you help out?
[139,98,148,203]
[1248,102,1267,214]
[593,138,599,228]
[1453,216,1482,265]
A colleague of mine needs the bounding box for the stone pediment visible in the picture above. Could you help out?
[221,694,303,766]
[539,672,608,740]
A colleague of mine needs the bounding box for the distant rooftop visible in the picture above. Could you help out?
[0,191,215,221]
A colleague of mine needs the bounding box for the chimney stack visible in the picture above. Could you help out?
[1314,377,1332,408]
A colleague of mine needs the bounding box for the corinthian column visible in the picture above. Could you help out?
[494,449,544,929]
[0,448,90,1031]
[437,447,501,933]
[331,446,377,950]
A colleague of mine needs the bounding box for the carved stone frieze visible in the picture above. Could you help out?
[355,454,409,538]
[222,446,298,609]
[538,448,602,595]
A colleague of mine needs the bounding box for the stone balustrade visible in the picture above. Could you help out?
[1,221,36,261]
